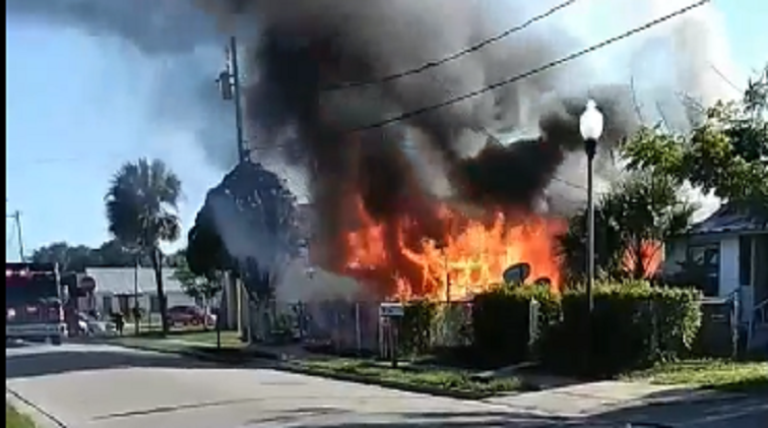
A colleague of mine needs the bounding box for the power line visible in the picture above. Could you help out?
[350,0,710,133]
[322,0,580,91]
[425,67,591,192]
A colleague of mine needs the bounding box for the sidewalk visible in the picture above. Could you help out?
[107,337,753,419]
[482,380,742,417]
[239,343,755,419]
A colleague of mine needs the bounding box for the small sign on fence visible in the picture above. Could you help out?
[379,302,404,318]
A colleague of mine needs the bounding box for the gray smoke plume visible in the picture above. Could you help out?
[6,0,240,169]
[8,0,736,290]
[195,0,647,271]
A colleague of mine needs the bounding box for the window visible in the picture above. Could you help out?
[117,296,130,314]
[102,295,113,313]
[688,245,720,267]
[687,244,720,297]
[739,236,753,286]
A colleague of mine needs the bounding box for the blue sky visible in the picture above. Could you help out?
[5,1,767,261]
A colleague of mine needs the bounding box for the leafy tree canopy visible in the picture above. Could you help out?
[560,170,695,281]
[621,64,768,222]
[186,161,301,300]
[30,239,158,272]
[173,249,222,302]
[105,158,182,251]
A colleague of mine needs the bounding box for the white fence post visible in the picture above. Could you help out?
[355,302,362,353]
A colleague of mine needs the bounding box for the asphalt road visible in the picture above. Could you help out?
[6,341,561,428]
[6,341,767,428]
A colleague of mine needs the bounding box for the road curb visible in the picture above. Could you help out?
[276,363,495,400]
[6,388,67,428]
[108,341,282,364]
[108,340,503,400]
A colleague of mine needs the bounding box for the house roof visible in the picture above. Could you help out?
[688,203,767,235]
[82,267,184,295]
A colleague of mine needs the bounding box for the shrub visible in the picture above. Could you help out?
[400,300,438,356]
[431,302,474,348]
[541,280,702,377]
[472,285,560,367]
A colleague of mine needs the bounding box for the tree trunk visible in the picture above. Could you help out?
[151,247,169,334]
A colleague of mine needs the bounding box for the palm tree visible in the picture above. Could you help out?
[559,170,695,282]
[105,158,182,334]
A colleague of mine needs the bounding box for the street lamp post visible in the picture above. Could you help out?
[579,99,604,314]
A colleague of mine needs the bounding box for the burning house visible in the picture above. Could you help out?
[197,0,647,303]
[7,0,736,306]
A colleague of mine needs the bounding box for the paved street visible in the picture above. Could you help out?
[6,342,767,428]
[6,342,560,428]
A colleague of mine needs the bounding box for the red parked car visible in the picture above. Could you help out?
[167,305,215,327]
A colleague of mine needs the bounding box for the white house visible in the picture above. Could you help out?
[664,204,768,329]
[77,267,198,316]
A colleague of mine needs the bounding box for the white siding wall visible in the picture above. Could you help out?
[92,290,196,314]
[719,236,740,298]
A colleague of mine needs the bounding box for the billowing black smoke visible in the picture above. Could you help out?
[197,0,638,267]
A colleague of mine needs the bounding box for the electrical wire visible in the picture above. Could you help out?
[349,0,710,133]
[322,0,580,91]
[16,1,709,195]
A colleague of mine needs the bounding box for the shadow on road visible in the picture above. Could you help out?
[590,392,768,428]
[273,394,768,427]
[250,409,570,428]
[5,346,275,379]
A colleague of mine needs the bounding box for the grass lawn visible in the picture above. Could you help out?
[294,358,526,398]
[6,403,35,428]
[164,330,244,347]
[623,359,768,392]
[119,329,243,346]
[111,329,244,354]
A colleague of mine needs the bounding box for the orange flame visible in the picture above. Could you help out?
[339,197,567,301]
[622,240,663,279]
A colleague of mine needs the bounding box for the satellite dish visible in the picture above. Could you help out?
[503,263,531,285]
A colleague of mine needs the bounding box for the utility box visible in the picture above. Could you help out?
[694,298,739,358]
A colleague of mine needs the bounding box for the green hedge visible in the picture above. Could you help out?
[397,281,702,377]
[468,281,702,376]
[471,285,560,367]
[400,300,439,356]
[540,281,702,376]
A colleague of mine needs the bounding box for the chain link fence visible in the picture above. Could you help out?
[252,300,474,356]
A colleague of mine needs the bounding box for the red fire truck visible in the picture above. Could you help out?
[6,262,68,345]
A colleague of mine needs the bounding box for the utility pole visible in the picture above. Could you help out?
[217,35,252,344]
[217,36,248,163]
[7,210,25,261]
[134,256,140,335]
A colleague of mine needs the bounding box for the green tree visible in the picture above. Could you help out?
[622,65,768,224]
[105,158,182,334]
[187,161,301,342]
[560,170,695,281]
[187,162,300,300]
[30,239,166,272]
[173,250,222,331]
[30,242,94,272]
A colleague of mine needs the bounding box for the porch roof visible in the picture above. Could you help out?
[687,203,767,236]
